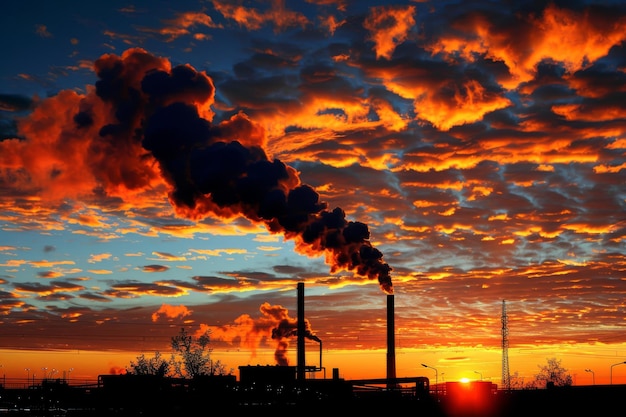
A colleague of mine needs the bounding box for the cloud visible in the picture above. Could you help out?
[151,303,193,322]
[364,4,416,60]
[0,94,33,112]
[13,280,85,295]
[211,0,309,32]
[35,24,52,38]
[29,260,75,268]
[151,252,187,261]
[107,280,188,298]
[142,264,170,272]
[88,253,112,263]
[189,248,249,256]
[37,271,64,279]
[425,3,626,88]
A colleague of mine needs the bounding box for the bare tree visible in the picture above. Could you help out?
[128,351,169,376]
[126,328,232,379]
[533,357,573,388]
[170,327,231,378]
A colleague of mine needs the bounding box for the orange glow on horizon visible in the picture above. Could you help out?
[3,343,626,387]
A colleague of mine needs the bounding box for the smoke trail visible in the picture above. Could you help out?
[1,47,393,293]
[200,302,319,366]
[270,304,321,366]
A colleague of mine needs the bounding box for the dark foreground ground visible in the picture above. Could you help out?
[2,382,624,416]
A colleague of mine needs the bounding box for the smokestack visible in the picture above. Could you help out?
[387,294,397,389]
[297,282,305,381]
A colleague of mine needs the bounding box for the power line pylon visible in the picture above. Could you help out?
[501,300,511,390]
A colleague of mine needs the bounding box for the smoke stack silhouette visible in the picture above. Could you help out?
[297,282,305,381]
[268,301,319,366]
[387,294,397,389]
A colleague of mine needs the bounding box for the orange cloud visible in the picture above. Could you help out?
[426,4,626,89]
[88,253,112,263]
[87,269,113,275]
[552,102,626,122]
[363,5,416,60]
[417,79,512,131]
[142,11,220,42]
[151,303,193,322]
[29,260,75,268]
[318,14,345,35]
[167,11,219,30]
[212,0,309,32]
[189,248,249,256]
[37,271,65,278]
[362,64,512,131]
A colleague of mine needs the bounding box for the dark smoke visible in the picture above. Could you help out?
[271,313,320,366]
[15,48,394,294]
[207,302,320,366]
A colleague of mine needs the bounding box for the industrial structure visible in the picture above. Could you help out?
[4,287,626,415]
[387,293,397,389]
[236,282,429,404]
[501,300,510,390]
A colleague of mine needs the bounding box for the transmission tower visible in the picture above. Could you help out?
[501,300,511,390]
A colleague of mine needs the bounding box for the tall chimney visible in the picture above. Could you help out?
[297,282,305,381]
[387,294,397,389]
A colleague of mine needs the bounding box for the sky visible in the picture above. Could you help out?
[1,0,626,387]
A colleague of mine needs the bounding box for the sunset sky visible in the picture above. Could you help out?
[1,0,626,387]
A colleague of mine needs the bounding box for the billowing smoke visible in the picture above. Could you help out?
[200,302,319,366]
[271,304,320,366]
[1,47,393,294]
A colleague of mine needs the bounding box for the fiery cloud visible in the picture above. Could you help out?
[364,4,416,60]
[212,0,309,32]
[152,303,193,322]
[426,3,626,88]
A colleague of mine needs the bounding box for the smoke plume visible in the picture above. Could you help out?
[200,302,319,366]
[0,47,393,294]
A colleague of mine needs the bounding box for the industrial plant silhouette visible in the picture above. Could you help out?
[1,283,624,416]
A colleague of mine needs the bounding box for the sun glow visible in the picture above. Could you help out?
[460,377,470,383]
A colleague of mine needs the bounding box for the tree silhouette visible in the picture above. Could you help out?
[170,327,231,378]
[533,357,573,388]
[127,328,232,378]
[128,351,169,376]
